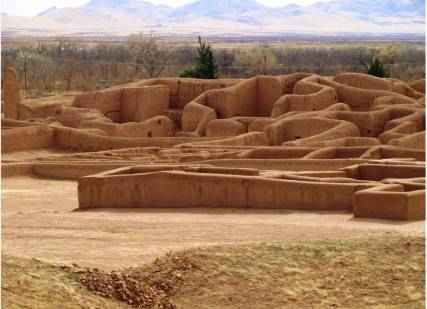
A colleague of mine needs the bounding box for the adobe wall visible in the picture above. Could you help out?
[78,171,374,210]
[380,122,418,144]
[2,125,54,153]
[265,117,360,146]
[353,184,425,220]
[1,163,34,177]
[334,73,392,91]
[174,79,234,109]
[181,102,217,134]
[73,89,122,121]
[32,162,140,180]
[120,86,169,122]
[134,78,240,109]
[52,126,220,151]
[319,78,414,111]
[296,137,380,147]
[344,163,426,181]
[279,73,312,94]
[80,116,175,138]
[201,158,369,171]
[205,78,258,118]
[2,119,43,128]
[409,79,426,94]
[389,131,425,150]
[238,147,316,159]
[332,109,390,137]
[206,119,247,137]
[3,67,20,119]
[270,75,338,117]
[19,102,63,120]
[386,108,425,132]
[372,95,418,109]
[303,147,370,159]
[256,76,283,116]
[380,146,425,161]
[184,132,268,147]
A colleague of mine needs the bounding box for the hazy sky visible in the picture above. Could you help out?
[2,0,324,16]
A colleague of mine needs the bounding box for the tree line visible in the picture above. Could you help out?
[1,35,425,97]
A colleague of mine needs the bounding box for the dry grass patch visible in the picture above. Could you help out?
[2,235,425,309]
[173,235,425,309]
[2,256,129,309]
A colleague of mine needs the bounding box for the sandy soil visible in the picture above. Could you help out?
[2,176,424,270]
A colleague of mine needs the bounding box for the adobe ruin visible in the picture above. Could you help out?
[2,67,20,120]
[2,72,425,220]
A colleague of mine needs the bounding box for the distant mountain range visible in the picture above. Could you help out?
[2,0,425,37]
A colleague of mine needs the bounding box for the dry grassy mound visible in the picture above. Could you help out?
[77,235,425,309]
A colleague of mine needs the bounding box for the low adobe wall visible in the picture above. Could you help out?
[80,115,175,138]
[78,170,374,210]
[389,131,426,150]
[74,88,122,121]
[297,137,380,148]
[1,119,43,128]
[334,73,392,91]
[409,79,425,94]
[343,163,426,181]
[202,76,287,119]
[52,127,220,152]
[353,184,425,220]
[319,78,415,111]
[266,117,360,146]
[303,147,370,159]
[19,102,64,120]
[139,78,239,109]
[120,86,169,122]
[0,125,225,154]
[73,85,171,123]
[1,163,34,177]
[3,67,20,119]
[1,125,54,153]
[200,158,369,171]
[1,162,139,179]
[32,162,141,180]
[380,146,425,161]
[256,76,283,116]
[271,75,338,117]
[238,147,316,159]
[205,78,258,118]
[184,132,268,147]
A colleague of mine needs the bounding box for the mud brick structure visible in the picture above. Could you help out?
[2,67,20,119]
[2,72,425,221]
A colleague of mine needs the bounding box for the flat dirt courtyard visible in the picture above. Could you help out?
[2,176,424,270]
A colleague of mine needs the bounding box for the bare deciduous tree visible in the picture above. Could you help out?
[128,33,170,78]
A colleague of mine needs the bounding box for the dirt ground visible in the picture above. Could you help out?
[3,236,424,309]
[2,176,424,270]
[170,236,425,308]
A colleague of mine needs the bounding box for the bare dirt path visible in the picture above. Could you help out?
[2,176,424,270]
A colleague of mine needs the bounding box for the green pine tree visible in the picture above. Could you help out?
[367,57,388,78]
[180,36,218,79]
